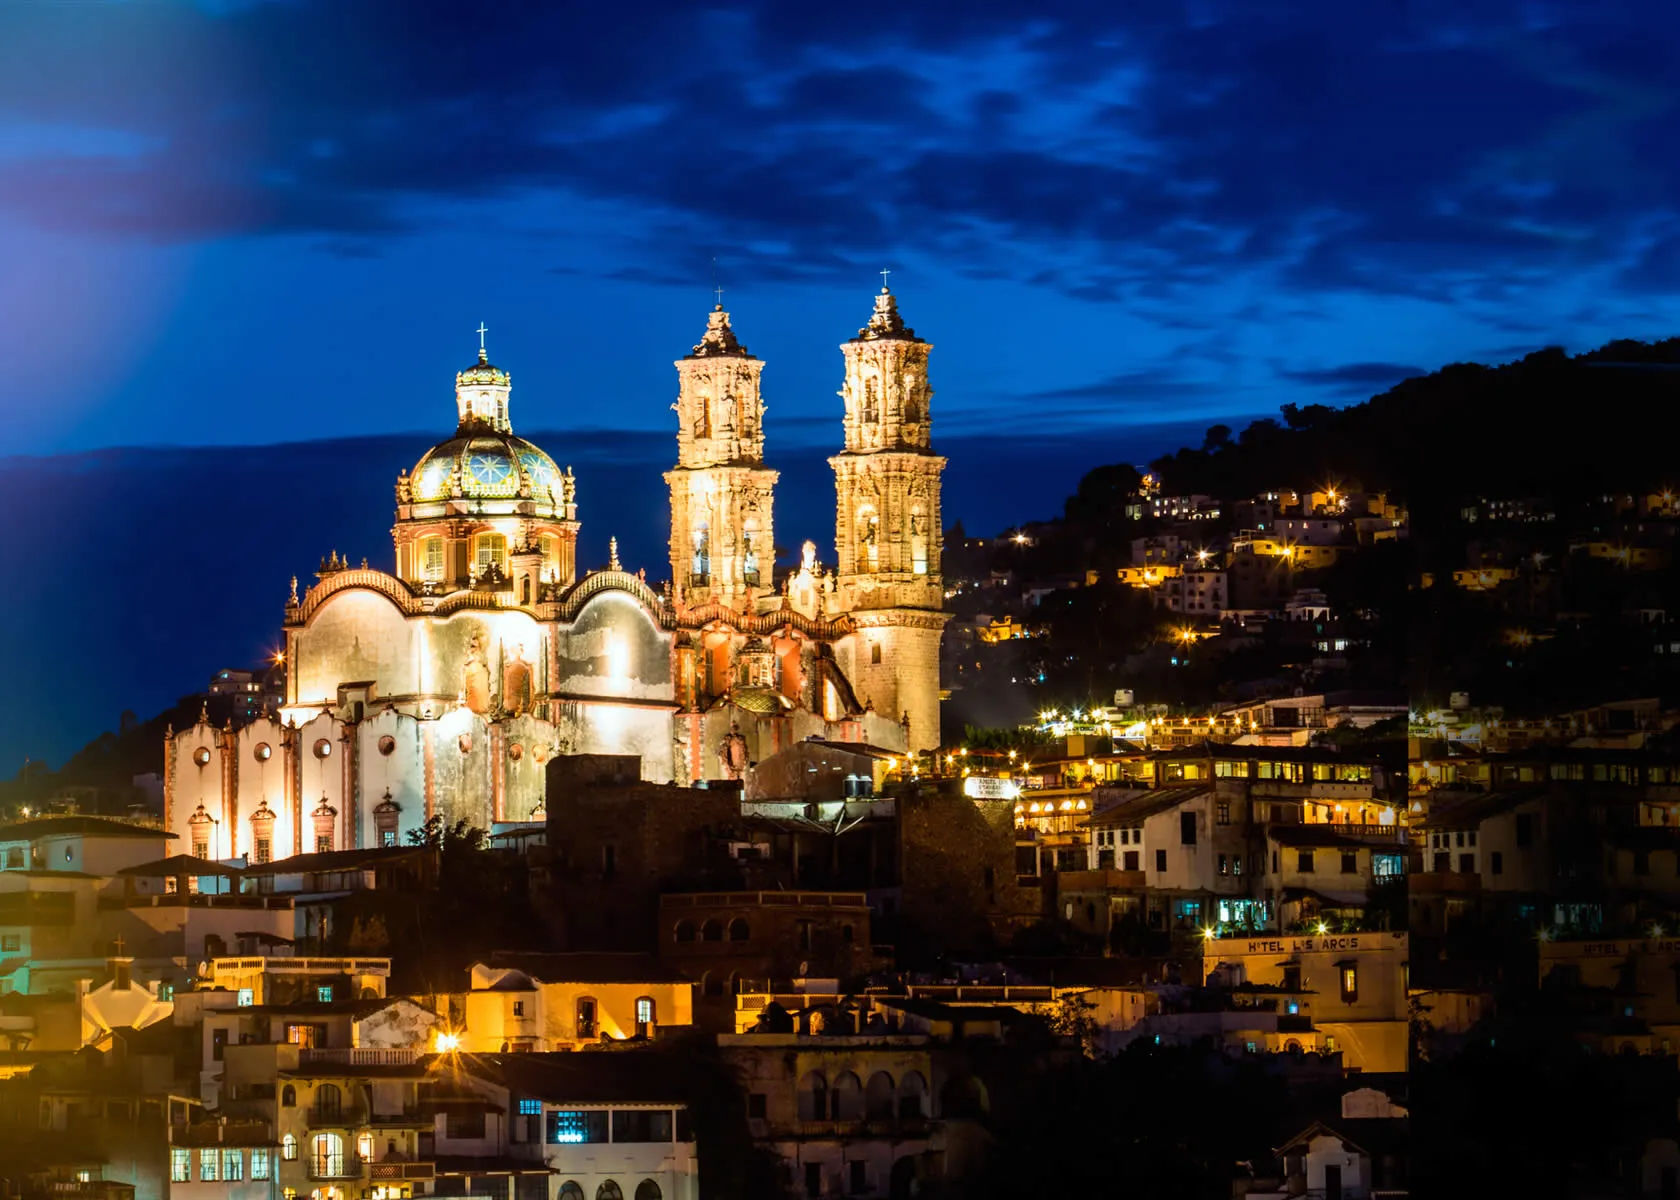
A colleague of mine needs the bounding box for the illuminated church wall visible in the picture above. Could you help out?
[428,710,493,829]
[355,709,426,845]
[292,590,420,705]
[500,712,554,821]
[235,718,293,863]
[552,592,672,702]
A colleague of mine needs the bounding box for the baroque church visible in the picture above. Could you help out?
[164,285,948,864]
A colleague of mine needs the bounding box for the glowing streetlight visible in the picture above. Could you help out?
[1314,922,1330,936]
[434,1031,462,1053]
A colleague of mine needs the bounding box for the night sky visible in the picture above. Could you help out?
[3,2,1679,768]
[6,2,1679,455]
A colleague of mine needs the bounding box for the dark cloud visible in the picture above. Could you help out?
[1,1,1677,329]
[1277,362,1425,394]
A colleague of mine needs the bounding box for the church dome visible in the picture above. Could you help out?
[409,432,566,508]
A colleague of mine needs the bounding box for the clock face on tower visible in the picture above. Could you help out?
[468,452,514,487]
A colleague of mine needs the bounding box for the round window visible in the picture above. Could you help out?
[253,743,272,763]
[192,747,212,767]
[532,744,550,765]
[378,735,396,757]
[313,738,333,759]
[458,734,473,755]
[508,743,524,761]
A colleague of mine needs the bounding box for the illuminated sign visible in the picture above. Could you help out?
[963,776,1020,801]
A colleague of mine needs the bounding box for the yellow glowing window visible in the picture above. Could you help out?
[420,537,444,581]
[474,533,508,574]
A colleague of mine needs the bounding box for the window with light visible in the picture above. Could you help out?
[170,1148,189,1183]
[311,1133,345,1176]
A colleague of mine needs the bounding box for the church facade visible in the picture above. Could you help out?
[164,286,948,863]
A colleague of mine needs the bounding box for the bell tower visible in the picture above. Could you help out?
[829,281,949,752]
[665,304,778,611]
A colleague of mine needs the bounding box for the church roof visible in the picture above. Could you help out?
[407,432,566,509]
[456,346,510,387]
[850,287,922,343]
[683,306,753,359]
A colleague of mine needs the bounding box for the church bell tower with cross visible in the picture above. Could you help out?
[664,293,778,612]
[829,275,949,752]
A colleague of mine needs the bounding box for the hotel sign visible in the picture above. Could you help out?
[1204,932,1398,956]
[964,776,1021,801]
[1546,939,1680,958]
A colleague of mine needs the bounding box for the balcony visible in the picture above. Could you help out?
[306,1105,369,1129]
[369,1162,436,1182]
[308,1155,364,1181]
[300,1047,421,1067]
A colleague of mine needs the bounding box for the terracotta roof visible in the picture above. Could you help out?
[117,854,245,877]
[0,816,174,841]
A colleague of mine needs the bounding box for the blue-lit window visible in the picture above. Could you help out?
[237,988,254,1007]
[546,1110,608,1144]
[158,983,174,1002]
[518,1099,542,1116]
[1373,854,1406,878]
[317,985,334,1003]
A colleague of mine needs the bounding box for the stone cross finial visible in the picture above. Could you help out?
[879,267,891,290]
[477,322,488,352]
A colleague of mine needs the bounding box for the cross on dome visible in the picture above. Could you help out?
[880,267,892,291]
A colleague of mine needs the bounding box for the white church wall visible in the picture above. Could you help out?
[429,709,495,830]
[572,703,676,782]
[168,718,230,859]
[554,591,673,703]
[293,588,421,705]
[356,709,426,846]
[235,718,292,863]
[502,713,557,821]
[428,610,548,718]
[295,712,349,854]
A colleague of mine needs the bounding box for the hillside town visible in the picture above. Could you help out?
[7,341,1680,1199]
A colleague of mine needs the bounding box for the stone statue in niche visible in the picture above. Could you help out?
[718,722,749,780]
[503,643,532,716]
[463,633,493,715]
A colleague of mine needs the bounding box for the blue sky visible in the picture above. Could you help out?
[3,1,1678,458]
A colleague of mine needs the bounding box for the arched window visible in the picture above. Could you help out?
[859,511,879,571]
[281,1134,297,1160]
[865,1071,895,1120]
[861,377,879,425]
[559,1185,585,1200]
[598,1182,623,1200]
[674,920,697,944]
[831,1071,864,1120]
[910,508,928,575]
[896,1071,928,1120]
[635,1182,663,1200]
[418,536,444,582]
[727,918,750,943]
[281,1085,296,1108]
[314,1084,342,1118]
[520,577,531,605]
[471,532,507,580]
[310,1133,343,1176]
[691,523,710,583]
[940,1075,988,1119]
[701,919,723,943]
[743,524,760,587]
[797,1071,828,1121]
